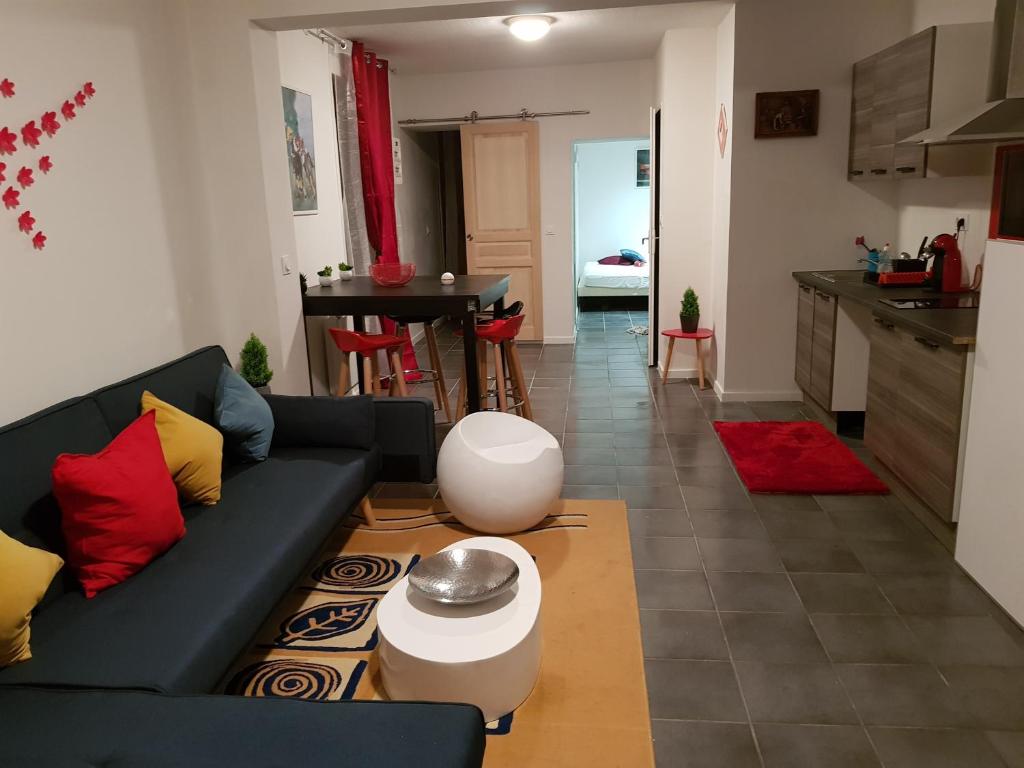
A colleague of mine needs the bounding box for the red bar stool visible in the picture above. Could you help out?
[328,328,409,397]
[455,314,533,420]
[385,315,452,423]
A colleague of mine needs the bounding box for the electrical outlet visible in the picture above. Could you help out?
[953,214,970,233]
[280,254,293,276]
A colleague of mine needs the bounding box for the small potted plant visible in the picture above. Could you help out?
[680,287,700,333]
[317,264,333,287]
[299,272,307,294]
[338,262,354,281]
[240,333,273,394]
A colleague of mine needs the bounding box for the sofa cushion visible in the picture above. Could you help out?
[0,687,485,768]
[265,394,375,451]
[92,347,229,436]
[52,411,186,599]
[0,445,378,693]
[215,364,274,462]
[0,532,63,667]
[142,390,224,505]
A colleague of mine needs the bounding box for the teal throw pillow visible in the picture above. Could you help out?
[214,364,274,462]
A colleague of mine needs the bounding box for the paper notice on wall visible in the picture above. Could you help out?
[392,137,403,184]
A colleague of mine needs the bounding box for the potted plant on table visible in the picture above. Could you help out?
[680,287,700,333]
[338,262,354,281]
[240,333,273,394]
[317,265,333,287]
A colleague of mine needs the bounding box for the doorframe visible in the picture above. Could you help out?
[648,107,662,367]
[571,135,654,328]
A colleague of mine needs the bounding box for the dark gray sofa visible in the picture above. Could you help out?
[0,346,485,767]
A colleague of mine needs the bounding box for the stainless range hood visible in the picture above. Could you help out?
[903,0,1024,145]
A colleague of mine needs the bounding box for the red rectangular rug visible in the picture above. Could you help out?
[713,421,889,494]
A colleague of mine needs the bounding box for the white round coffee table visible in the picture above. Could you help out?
[377,537,542,722]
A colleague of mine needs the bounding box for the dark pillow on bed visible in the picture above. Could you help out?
[598,255,627,265]
[620,249,645,263]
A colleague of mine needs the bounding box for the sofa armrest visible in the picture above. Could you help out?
[374,397,437,483]
[264,394,375,450]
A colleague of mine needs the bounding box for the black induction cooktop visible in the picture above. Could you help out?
[880,296,980,310]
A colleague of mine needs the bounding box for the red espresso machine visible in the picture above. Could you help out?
[924,233,966,293]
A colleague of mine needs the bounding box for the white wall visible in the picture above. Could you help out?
[390,59,654,343]
[710,7,735,386]
[573,139,651,273]
[655,26,719,377]
[719,0,908,401]
[0,0,213,424]
[276,31,348,281]
[955,240,1024,624]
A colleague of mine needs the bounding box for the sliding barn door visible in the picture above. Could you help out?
[460,121,543,340]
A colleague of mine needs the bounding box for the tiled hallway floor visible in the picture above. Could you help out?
[380,310,1024,768]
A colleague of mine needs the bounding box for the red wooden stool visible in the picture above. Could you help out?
[328,328,409,397]
[661,328,714,388]
[455,314,533,420]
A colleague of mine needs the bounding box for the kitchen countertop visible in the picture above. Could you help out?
[792,270,978,346]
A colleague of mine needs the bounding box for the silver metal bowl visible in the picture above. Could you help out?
[408,548,519,605]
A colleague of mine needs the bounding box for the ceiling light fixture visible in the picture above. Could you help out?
[505,15,555,42]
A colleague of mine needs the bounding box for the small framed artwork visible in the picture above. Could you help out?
[636,148,651,188]
[281,86,318,214]
[754,89,819,139]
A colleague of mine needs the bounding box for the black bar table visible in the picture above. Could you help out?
[302,274,510,413]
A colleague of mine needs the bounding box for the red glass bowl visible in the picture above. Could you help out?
[370,263,416,287]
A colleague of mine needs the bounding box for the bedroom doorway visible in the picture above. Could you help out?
[572,138,652,318]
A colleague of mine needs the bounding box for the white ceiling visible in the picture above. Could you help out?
[329,2,732,76]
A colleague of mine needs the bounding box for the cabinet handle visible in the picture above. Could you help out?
[849,170,865,176]
[914,336,940,349]
[870,168,889,175]
[896,166,917,173]
[800,284,811,293]
[816,292,832,302]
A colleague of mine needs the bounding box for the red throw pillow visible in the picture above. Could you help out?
[52,410,185,598]
[598,255,627,265]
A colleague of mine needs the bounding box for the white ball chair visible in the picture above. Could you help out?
[437,411,564,534]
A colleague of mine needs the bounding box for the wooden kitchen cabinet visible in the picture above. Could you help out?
[849,28,934,180]
[864,317,969,521]
[794,283,837,412]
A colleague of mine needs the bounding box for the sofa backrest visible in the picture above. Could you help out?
[0,346,230,600]
[91,346,229,435]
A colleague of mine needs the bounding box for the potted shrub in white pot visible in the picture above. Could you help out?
[317,265,333,287]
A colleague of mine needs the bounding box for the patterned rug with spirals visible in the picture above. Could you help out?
[220,498,654,767]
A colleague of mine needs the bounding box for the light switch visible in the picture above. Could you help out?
[281,254,293,275]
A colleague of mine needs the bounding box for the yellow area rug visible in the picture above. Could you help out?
[223,499,654,767]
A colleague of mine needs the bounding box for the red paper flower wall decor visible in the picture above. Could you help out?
[0,79,96,250]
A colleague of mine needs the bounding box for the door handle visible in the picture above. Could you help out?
[466,233,474,242]
[870,168,888,175]
[642,236,649,244]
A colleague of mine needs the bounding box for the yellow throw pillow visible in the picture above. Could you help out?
[0,531,63,667]
[141,391,223,505]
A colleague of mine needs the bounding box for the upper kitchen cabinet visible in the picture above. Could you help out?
[848,23,993,181]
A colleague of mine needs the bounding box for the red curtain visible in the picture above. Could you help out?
[351,42,418,377]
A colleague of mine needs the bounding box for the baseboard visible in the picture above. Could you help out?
[716,388,804,403]
[657,363,698,380]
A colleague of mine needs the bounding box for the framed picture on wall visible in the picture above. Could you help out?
[281,86,318,214]
[754,89,819,138]
[636,148,651,188]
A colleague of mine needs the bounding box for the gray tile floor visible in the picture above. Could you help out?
[380,310,1024,768]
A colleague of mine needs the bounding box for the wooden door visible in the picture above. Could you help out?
[849,56,875,180]
[809,290,837,409]
[461,121,543,340]
[794,283,814,393]
[893,27,935,178]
